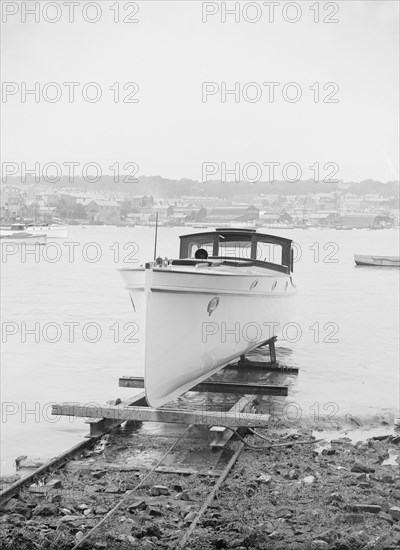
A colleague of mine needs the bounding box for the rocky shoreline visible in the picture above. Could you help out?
[0,426,399,550]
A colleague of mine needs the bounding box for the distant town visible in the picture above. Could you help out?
[1,176,399,230]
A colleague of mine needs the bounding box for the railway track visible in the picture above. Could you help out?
[0,408,259,549]
[0,345,300,548]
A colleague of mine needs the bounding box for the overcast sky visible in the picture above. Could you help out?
[1,0,399,183]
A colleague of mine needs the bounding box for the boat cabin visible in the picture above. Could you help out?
[178,228,294,273]
[10,223,26,231]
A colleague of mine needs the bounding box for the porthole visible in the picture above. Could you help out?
[272,280,277,291]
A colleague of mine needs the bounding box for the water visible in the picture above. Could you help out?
[1,226,399,475]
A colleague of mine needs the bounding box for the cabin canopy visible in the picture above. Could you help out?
[179,228,294,272]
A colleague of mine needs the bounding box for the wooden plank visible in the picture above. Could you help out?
[67,462,221,477]
[119,377,287,396]
[52,403,270,428]
[230,360,299,374]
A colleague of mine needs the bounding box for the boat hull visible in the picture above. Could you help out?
[0,233,47,245]
[28,225,68,239]
[354,254,400,267]
[0,225,67,239]
[120,265,296,407]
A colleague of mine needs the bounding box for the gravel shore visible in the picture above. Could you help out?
[1,426,399,550]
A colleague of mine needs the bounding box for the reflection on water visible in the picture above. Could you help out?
[0,226,399,474]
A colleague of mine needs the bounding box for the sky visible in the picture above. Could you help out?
[1,0,399,183]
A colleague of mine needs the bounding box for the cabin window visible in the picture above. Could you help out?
[256,242,283,265]
[218,240,252,260]
[189,241,214,257]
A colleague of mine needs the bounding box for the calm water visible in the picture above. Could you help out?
[1,226,399,475]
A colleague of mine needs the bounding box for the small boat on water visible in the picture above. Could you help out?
[0,232,47,245]
[0,222,67,239]
[120,228,297,408]
[354,254,400,267]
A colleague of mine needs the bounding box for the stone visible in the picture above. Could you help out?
[311,540,329,549]
[303,475,315,484]
[15,456,45,470]
[390,507,400,521]
[352,504,381,514]
[95,506,109,514]
[91,470,107,479]
[75,531,84,542]
[269,531,284,540]
[146,506,162,517]
[351,462,375,473]
[128,500,146,511]
[184,511,197,522]
[104,484,121,493]
[60,515,83,523]
[257,474,272,484]
[150,485,169,496]
[174,491,190,501]
[321,449,336,456]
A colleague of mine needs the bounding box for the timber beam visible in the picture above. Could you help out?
[231,360,299,374]
[52,403,270,428]
[118,377,288,396]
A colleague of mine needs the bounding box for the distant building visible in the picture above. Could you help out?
[204,205,259,224]
[131,195,154,210]
[1,188,24,216]
[85,199,121,224]
[140,205,174,222]
[260,211,293,224]
[173,206,207,222]
[342,196,362,212]
[308,211,339,227]
[337,213,384,229]
[37,207,57,221]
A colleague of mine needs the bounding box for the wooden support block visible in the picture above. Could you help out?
[52,403,270,428]
[209,394,257,448]
[83,392,148,438]
[84,418,122,438]
[119,377,288,396]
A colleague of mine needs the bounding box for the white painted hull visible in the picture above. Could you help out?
[354,254,400,267]
[0,233,47,245]
[0,225,67,239]
[28,225,68,239]
[120,265,296,407]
